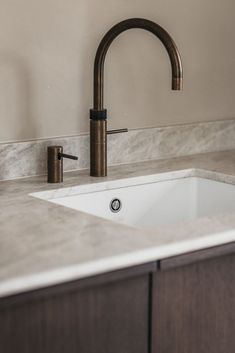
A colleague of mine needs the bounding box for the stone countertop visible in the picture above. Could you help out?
[1,150,235,299]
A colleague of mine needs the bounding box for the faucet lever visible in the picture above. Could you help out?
[107,128,128,135]
[58,152,78,160]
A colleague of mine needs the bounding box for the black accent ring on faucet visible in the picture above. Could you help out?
[90,109,107,120]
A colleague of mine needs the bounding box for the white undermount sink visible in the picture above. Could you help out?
[32,174,235,230]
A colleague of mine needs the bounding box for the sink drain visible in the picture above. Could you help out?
[110,198,122,213]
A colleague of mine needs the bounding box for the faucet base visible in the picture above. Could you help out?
[90,119,107,177]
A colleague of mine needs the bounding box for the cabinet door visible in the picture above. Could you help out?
[0,264,153,353]
[152,245,235,353]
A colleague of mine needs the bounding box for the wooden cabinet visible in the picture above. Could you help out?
[152,243,235,353]
[1,243,235,353]
[0,263,155,353]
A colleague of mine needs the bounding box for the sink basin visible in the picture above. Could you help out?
[32,176,235,230]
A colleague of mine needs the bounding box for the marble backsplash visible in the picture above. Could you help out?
[1,119,235,181]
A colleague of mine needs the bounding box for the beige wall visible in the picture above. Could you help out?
[0,0,235,142]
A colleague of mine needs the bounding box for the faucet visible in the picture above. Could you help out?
[47,146,78,183]
[90,18,183,177]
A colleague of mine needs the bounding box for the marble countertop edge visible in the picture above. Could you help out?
[1,228,235,299]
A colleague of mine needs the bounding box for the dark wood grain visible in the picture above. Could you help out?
[153,252,235,353]
[159,242,235,270]
[0,262,156,309]
[0,264,154,353]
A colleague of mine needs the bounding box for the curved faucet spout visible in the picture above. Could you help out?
[90,18,183,177]
[92,18,183,110]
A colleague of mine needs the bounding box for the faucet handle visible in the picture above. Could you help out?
[107,128,128,135]
[58,152,78,160]
[47,146,78,183]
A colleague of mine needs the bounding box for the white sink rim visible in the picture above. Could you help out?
[30,169,235,230]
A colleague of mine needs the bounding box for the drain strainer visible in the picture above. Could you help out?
[110,198,122,213]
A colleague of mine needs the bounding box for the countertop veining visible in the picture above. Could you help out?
[1,150,235,299]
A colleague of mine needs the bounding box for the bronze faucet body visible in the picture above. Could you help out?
[90,18,183,177]
[47,146,78,183]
